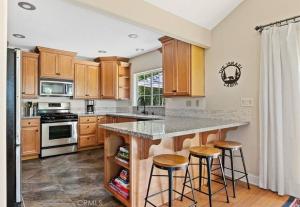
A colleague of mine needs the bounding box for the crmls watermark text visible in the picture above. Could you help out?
[76,200,104,207]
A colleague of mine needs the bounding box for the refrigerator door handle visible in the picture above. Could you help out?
[15,145,21,203]
[15,49,21,145]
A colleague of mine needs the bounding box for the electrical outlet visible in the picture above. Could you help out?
[240,97,254,107]
[186,100,192,107]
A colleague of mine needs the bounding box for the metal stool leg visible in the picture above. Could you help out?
[229,150,236,198]
[240,148,250,189]
[206,157,213,207]
[199,157,202,190]
[218,156,229,203]
[222,149,225,169]
[144,164,154,207]
[180,154,191,201]
[187,167,197,206]
[168,168,174,207]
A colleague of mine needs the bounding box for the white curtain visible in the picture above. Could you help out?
[259,22,300,198]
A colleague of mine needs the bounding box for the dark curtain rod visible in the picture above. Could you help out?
[255,15,300,32]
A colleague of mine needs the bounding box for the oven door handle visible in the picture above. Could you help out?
[42,121,77,127]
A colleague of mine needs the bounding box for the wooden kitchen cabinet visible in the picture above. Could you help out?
[21,52,39,99]
[21,118,40,160]
[95,57,131,100]
[78,116,99,149]
[37,46,76,80]
[97,116,106,144]
[74,60,100,99]
[159,36,205,97]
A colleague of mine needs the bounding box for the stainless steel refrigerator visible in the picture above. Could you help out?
[7,48,22,207]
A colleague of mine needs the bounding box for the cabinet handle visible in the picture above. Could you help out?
[85,94,89,96]
[36,130,39,132]
[22,92,25,94]
[56,72,61,75]
[172,90,177,92]
[87,125,90,128]
[87,119,90,122]
[28,122,31,125]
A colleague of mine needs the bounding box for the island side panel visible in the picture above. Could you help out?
[130,134,201,207]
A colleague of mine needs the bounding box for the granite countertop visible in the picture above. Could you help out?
[77,112,164,120]
[21,116,41,119]
[100,116,249,140]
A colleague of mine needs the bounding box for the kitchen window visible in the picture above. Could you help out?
[135,69,164,106]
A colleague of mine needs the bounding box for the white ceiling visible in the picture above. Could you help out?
[145,0,244,30]
[8,0,162,58]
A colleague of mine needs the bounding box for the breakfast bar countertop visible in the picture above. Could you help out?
[77,112,164,120]
[100,116,249,140]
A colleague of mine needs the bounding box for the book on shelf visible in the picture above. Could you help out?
[115,145,129,164]
[109,168,130,199]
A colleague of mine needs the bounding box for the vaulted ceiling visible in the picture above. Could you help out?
[144,0,244,29]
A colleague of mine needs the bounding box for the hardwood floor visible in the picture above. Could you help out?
[166,181,288,207]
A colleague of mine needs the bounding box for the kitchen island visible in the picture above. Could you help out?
[100,116,248,207]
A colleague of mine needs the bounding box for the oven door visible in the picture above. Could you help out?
[42,122,77,147]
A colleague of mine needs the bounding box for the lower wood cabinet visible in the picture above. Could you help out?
[21,118,40,160]
[97,116,106,145]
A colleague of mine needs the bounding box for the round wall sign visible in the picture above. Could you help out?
[219,61,242,87]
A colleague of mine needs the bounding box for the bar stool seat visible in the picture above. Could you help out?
[145,154,197,207]
[214,141,242,150]
[153,154,188,169]
[190,146,221,158]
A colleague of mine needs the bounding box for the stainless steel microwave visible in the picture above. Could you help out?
[40,80,73,97]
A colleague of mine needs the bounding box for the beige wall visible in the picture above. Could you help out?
[0,0,7,205]
[205,0,300,178]
[71,0,211,47]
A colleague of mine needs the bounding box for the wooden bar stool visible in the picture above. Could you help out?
[213,140,250,198]
[181,146,229,207]
[144,154,197,207]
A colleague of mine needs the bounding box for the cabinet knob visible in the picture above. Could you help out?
[28,122,31,125]
[36,130,39,132]
[22,92,25,94]
[87,125,90,128]
[87,119,89,121]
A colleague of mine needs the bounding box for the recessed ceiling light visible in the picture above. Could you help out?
[18,2,36,10]
[128,34,138,39]
[136,48,144,52]
[98,50,107,53]
[12,34,26,38]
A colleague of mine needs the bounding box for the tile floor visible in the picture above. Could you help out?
[22,149,123,207]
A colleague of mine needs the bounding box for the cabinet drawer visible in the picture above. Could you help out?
[79,135,97,148]
[79,123,97,135]
[21,119,40,127]
[79,116,97,124]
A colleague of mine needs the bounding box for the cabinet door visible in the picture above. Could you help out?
[97,116,106,144]
[74,63,86,99]
[21,126,40,156]
[40,52,58,78]
[22,54,38,98]
[162,39,176,96]
[58,54,74,80]
[86,65,99,99]
[101,61,117,99]
[176,40,191,96]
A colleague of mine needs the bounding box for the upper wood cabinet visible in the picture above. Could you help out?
[74,60,100,99]
[95,56,131,100]
[36,46,76,80]
[159,36,205,97]
[21,52,39,99]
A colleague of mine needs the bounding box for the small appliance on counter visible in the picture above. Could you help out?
[85,100,95,114]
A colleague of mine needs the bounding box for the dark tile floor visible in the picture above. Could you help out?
[22,149,123,207]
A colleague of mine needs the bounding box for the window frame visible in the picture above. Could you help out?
[134,68,164,107]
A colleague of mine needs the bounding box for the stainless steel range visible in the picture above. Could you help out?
[38,102,78,157]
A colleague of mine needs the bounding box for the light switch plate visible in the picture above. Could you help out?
[240,97,254,107]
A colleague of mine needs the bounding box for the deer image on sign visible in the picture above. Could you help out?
[219,61,242,87]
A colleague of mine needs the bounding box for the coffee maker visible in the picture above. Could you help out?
[85,100,95,114]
